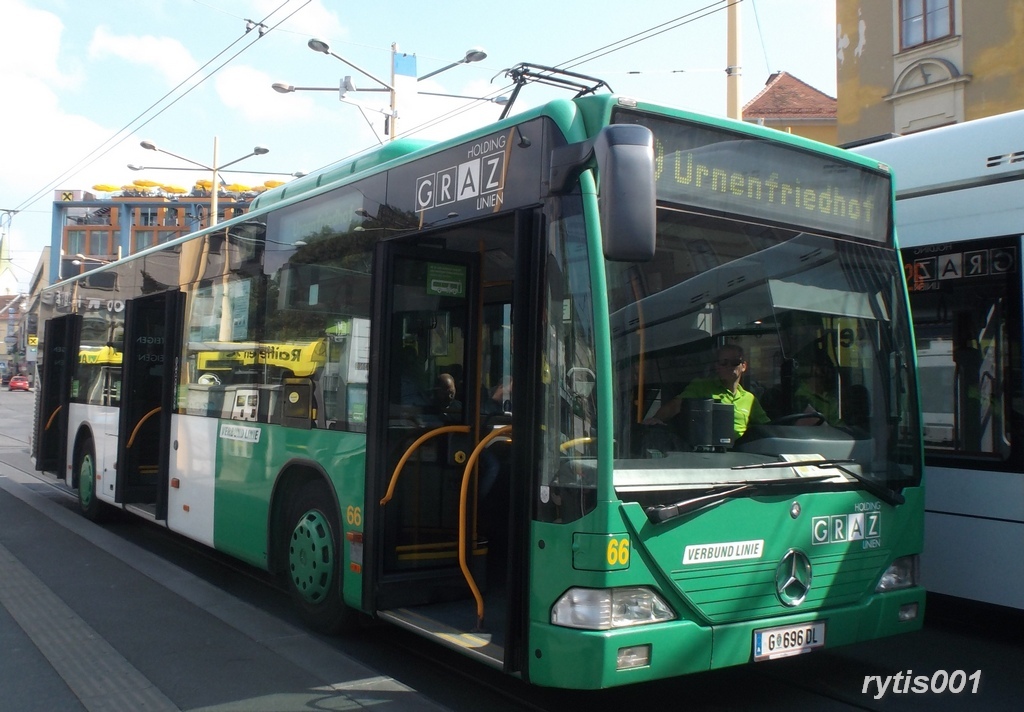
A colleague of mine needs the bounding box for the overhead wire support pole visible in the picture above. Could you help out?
[139,138,270,227]
[726,0,742,120]
[279,39,495,141]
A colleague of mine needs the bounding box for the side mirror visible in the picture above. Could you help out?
[567,367,596,398]
[594,125,656,262]
[548,125,656,263]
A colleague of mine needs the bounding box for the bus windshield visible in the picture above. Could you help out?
[607,216,920,497]
[604,119,920,501]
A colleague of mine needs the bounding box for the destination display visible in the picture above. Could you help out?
[614,110,891,243]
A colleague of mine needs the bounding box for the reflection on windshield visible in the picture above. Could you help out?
[607,209,920,499]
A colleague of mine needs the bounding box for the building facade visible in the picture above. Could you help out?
[21,190,255,385]
[837,1,1024,145]
[51,189,250,284]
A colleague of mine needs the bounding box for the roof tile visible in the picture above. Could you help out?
[743,71,836,119]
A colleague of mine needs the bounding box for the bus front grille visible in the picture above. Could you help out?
[669,549,891,622]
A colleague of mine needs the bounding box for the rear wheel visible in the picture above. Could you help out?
[75,438,107,522]
[284,480,355,633]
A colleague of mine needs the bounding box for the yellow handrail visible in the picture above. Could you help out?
[458,425,512,626]
[44,405,63,431]
[127,407,161,448]
[379,425,470,506]
[560,436,594,452]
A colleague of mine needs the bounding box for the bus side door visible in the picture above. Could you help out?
[366,246,482,605]
[34,314,81,477]
[116,290,184,518]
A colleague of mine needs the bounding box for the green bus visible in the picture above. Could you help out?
[34,83,924,689]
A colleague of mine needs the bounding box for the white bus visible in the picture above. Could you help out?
[853,112,1024,610]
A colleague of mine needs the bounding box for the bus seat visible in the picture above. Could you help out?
[842,384,870,429]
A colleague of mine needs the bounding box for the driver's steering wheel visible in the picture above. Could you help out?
[771,410,826,426]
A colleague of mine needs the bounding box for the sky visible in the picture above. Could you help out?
[0,0,837,292]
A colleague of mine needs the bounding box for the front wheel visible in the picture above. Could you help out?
[284,480,356,634]
[75,438,107,522]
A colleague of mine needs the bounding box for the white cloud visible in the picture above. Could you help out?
[256,0,348,42]
[216,64,322,122]
[399,76,512,141]
[0,4,139,275]
[0,0,79,87]
[88,25,199,85]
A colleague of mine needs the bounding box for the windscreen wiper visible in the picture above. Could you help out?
[829,461,905,507]
[733,458,904,506]
[731,458,855,470]
[645,475,836,524]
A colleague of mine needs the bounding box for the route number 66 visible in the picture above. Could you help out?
[606,537,630,566]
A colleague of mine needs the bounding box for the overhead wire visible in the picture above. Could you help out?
[360,1,738,154]
[11,0,740,225]
[9,0,309,218]
[750,0,774,73]
[558,0,736,72]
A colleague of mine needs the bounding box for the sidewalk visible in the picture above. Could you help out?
[0,464,445,712]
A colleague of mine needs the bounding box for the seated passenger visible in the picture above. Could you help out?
[646,344,769,439]
[794,353,839,424]
[481,376,512,417]
[431,372,462,422]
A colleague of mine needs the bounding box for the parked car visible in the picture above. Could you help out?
[8,375,30,392]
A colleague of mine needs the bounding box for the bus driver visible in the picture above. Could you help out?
[646,344,769,439]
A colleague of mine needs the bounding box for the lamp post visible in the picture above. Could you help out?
[128,164,304,178]
[71,253,114,265]
[69,252,117,277]
[139,138,269,225]
[275,40,499,140]
[415,47,488,81]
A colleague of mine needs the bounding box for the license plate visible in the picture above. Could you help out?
[753,621,826,661]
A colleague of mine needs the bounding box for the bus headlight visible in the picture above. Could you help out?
[875,555,919,591]
[551,586,675,630]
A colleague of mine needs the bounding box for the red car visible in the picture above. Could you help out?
[8,375,30,392]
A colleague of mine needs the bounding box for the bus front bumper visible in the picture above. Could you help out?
[526,586,925,689]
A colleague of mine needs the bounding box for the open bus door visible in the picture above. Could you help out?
[34,314,81,475]
[115,290,184,519]
[366,244,512,631]
[364,224,533,675]
[368,246,483,601]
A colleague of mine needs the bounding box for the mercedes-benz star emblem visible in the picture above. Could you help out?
[775,549,812,606]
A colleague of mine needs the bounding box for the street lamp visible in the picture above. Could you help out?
[127,164,306,179]
[139,138,269,225]
[416,47,488,81]
[71,253,115,267]
[69,252,119,277]
[272,79,397,142]
[276,39,500,140]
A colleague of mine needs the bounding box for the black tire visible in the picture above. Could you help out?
[283,479,356,634]
[75,438,107,522]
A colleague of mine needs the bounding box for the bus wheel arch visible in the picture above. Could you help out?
[270,463,356,633]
